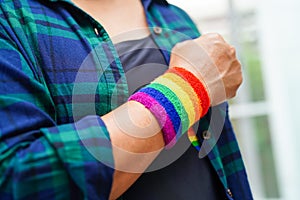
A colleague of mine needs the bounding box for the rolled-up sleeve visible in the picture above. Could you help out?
[0,15,114,200]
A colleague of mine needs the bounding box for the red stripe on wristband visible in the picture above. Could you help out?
[170,67,210,117]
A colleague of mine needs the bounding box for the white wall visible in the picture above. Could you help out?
[168,0,258,19]
[168,1,300,199]
[257,0,300,199]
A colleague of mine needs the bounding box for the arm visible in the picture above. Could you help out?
[107,33,242,199]
[104,101,164,200]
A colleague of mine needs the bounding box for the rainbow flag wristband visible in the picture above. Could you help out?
[128,67,210,148]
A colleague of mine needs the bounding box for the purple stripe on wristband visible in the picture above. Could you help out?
[138,87,181,134]
[129,91,177,147]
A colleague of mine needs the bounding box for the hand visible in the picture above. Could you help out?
[169,33,243,105]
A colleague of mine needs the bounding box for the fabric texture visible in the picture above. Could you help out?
[170,67,210,117]
[129,67,210,147]
[0,0,253,199]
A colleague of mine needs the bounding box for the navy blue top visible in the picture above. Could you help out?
[115,36,225,200]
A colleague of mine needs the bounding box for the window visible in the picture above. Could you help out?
[168,0,285,199]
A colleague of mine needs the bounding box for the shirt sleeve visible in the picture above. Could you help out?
[0,15,114,200]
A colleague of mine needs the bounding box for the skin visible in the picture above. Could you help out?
[72,0,150,43]
[72,0,243,199]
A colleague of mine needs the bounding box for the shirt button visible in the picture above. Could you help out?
[153,26,162,35]
[94,27,99,36]
[227,188,233,198]
[202,130,211,140]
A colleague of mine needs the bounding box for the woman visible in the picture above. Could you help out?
[0,0,252,199]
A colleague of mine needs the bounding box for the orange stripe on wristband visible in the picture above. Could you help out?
[160,72,201,122]
[170,67,210,117]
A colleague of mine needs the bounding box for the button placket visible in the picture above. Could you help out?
[227,188,233,198]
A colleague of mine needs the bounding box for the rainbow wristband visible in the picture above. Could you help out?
[128,67,210,148]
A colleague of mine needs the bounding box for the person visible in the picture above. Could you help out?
[0,0,253,199]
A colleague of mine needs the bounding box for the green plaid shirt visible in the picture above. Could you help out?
[0,0,252,199]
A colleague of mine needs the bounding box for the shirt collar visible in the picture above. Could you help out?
[142,0,169,9]
[142,0,152,9]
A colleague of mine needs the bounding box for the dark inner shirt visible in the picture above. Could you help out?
[115,36,225,200]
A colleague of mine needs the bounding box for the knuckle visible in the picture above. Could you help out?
[229,45,236,55]
[232,91,237,98]
[226,91,234,99]
[236,68,243,84]
[203,33,222,41]
[211,33,222,38]
[240,75,244,84]
[229,45,236,50]
[237,76,243,86]
[233,59,242,69]
[230,88,238,98]
[214,33,226,42]
[237,59,242,66]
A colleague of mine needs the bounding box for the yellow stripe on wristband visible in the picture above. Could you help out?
[188,135,198,142]
[160,72,202,122]
[155,76,195,127]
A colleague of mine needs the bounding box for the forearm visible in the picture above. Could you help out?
[103,101,164,199]
[104,66,212,199]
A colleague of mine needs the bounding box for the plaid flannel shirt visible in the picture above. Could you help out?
[0,0,253,199]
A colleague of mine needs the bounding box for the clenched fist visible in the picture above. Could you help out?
[169,33,243,105]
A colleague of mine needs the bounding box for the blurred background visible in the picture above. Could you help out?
[168,0,300,199]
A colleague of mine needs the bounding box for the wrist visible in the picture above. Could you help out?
[128,66,210,148]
